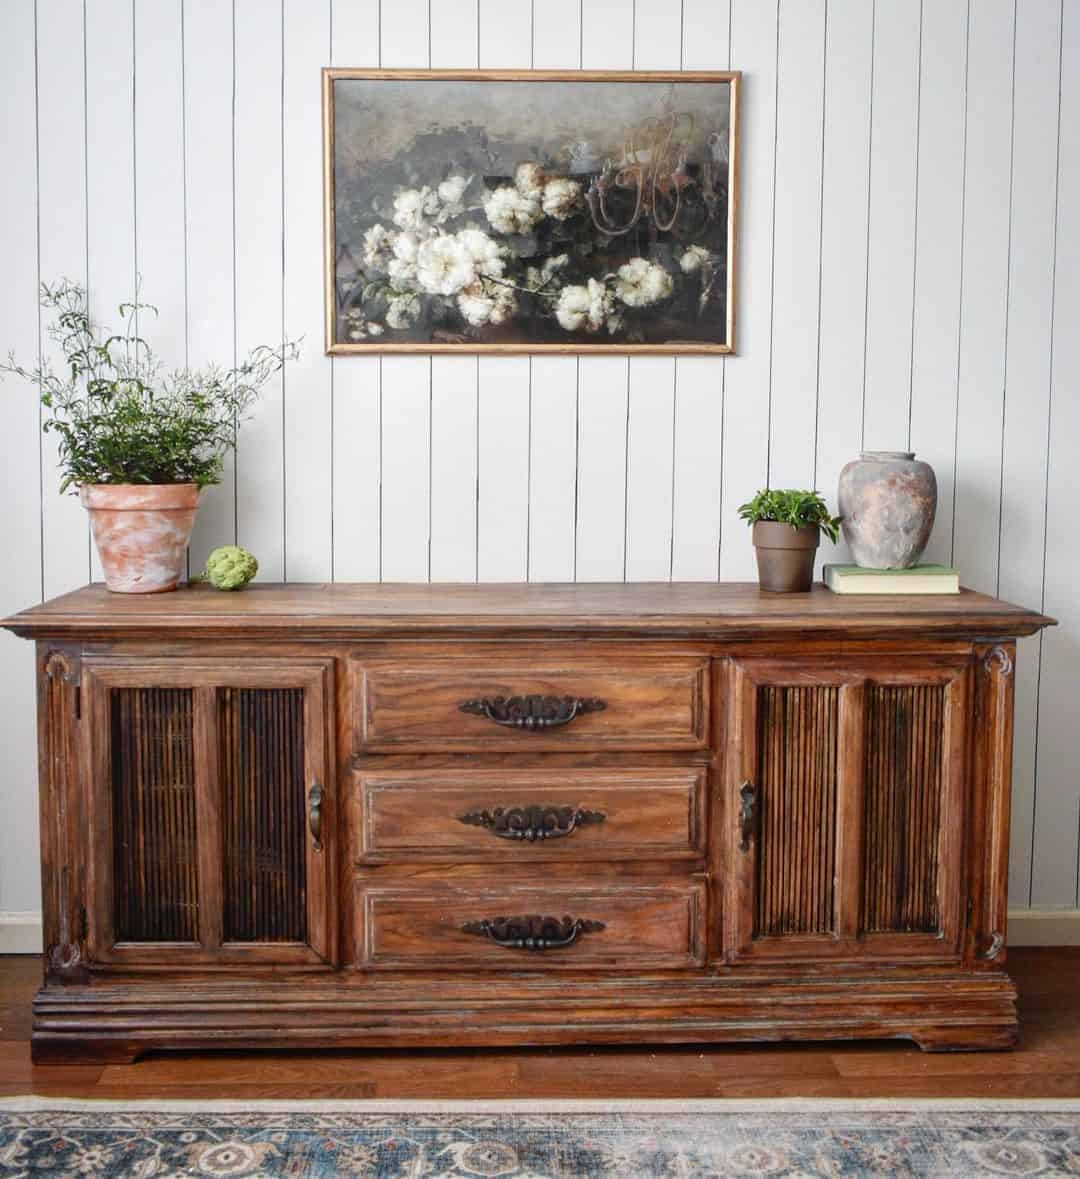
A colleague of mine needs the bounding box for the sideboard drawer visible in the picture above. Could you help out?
[353,765,707,862]
[356,880,707,970]
[353,655,709,751]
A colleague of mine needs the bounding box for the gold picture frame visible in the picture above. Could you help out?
[323,68,740,355]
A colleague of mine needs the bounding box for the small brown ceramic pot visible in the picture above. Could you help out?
[752,521,820,593]
[80,483,200,594]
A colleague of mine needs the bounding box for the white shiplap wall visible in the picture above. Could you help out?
[1,0,1077,926]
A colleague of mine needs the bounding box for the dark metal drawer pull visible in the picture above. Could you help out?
[308,781,324,852]
[458,694,606,730]
[739,780,757,853]
[458,804,606,842]
[461,914,605,951]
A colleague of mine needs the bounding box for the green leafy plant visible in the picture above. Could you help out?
[1,280,299,492]
[738,488,841,543]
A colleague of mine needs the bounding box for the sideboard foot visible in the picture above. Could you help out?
[911,1024,1019,1053]
[31,1035,147,1066]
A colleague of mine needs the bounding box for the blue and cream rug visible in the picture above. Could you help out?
[1,1097,1079,1177]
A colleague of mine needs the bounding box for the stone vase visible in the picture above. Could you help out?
[837,451,937,570]
[81,483,201,593]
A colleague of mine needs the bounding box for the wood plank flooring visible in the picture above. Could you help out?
[2,950,1079,1099]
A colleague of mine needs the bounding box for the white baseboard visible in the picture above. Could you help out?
[2,908,1078,955]
[0,911,43,954]
[1007,907,1080,946]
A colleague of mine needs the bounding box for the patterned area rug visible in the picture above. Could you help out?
[1,1098,1079,1177]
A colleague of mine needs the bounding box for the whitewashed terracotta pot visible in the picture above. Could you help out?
[80,484,200,594]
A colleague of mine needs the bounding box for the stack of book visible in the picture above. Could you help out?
[822,564,960,595]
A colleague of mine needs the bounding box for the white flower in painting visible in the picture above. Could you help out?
[514,161,545,200]
[614,257,673,307]
[392,186,438,231]
[679,244,711,274]
[454,227,505,278]
[526,253,569,289]
[365,322,384,336]
[457,280,517,327]
[436,174,471,220]
[541,177,583,221]
[555,278,613,333]
[361,224,394,271]
[385,231,420,290]
[385,293,421,329]
[483,185,542,235]
[415,234,476,296]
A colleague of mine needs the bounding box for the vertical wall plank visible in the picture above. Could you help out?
[718,0,777,579]
[623,3,679,580]
[815,0,874,569]
[380,355,431,580]
[429,0,481,582]
[431,356,478,580]
[528,356,578,580]
[575,356,629,580]
[41,0,91,595]
[283,0,333,580]
[999,0,1060,906]
[533,0,581,69]
[952,0,1015,593]
[330,0,381,581]
[479,0,530,67]
[184,0,236,570]
[0,0,43,914]
[135,1,186,368]
[625,356,675,580]
[909,0,967,569]
[575,1,633,582]
[528,0,581,581]
[671,0,730,580]
[478,357,531,580]
[766,0,825,491]
[234,0,285,578]
[475,2,533,581]
[379,0,431,581]
[861,0,922,452]
[1032,0,1078,907]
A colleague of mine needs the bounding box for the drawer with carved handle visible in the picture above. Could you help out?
[355,880,707,970]
[352,766,707,862]
[352,654,709,752]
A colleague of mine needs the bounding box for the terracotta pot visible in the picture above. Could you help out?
[80,484,200,594]
[838,450,937,569]
[752,521,820,593]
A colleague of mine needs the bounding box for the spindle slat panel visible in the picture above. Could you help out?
[863,682,946,934]
[110,687,198,943]
[753,685,839,938]
[220,687,308,944]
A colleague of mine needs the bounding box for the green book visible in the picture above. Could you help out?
[823,564,960,595]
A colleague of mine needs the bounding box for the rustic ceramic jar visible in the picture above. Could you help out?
[752,521,819,593]
[81,483,200,593]
[837,451,937,570]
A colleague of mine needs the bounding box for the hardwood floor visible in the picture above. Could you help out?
[2,950,1079,1100]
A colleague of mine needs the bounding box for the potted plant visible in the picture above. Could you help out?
[738,488,841,593]
[1,281,297,593]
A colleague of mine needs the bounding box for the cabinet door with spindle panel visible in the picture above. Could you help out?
[82,659,335,968]
[721,656,969,965]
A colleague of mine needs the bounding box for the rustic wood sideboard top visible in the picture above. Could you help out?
[2,581,1055,640]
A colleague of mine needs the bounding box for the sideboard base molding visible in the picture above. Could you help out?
[30,971,1018,1063]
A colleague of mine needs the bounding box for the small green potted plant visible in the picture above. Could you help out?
[1,281,297,593]
[738,488,841,593]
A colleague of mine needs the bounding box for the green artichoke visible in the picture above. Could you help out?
[202,545,258,591]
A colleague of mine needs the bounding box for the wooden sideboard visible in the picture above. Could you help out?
[2,582,1054,1063]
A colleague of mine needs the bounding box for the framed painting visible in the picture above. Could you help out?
[323,69,740,355]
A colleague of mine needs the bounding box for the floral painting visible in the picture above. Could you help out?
[324,70,739,353]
